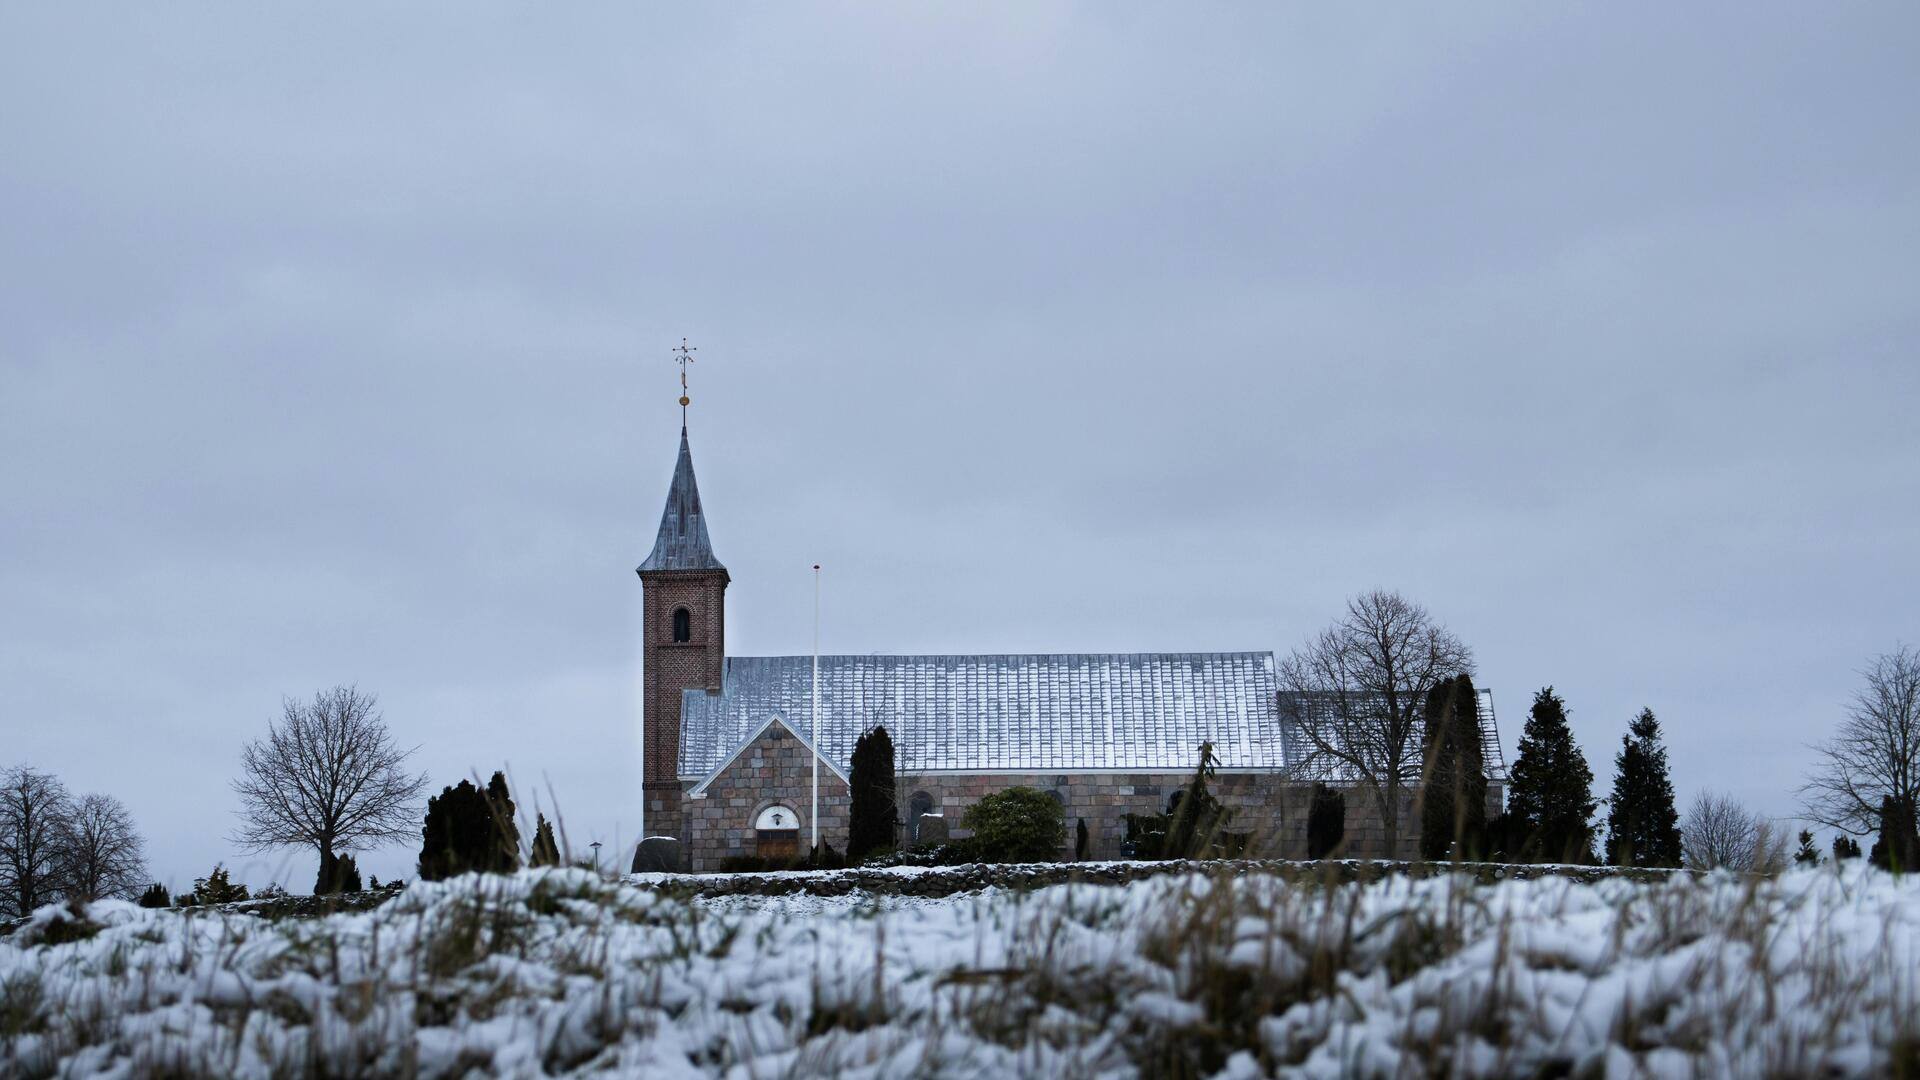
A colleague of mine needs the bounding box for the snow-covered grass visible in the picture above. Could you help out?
[3,864,1917,1077]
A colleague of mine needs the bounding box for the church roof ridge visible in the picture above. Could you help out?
[638,425,726,574]
[726,650,1275,665]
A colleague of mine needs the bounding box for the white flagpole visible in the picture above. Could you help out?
[811,564,821,856]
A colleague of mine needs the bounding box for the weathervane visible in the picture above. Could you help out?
[673,337,696,424]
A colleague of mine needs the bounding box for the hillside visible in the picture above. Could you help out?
[3,865,1916,1077]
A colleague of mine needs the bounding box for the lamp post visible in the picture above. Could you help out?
[811,564,821,857]
[589,841,602,875]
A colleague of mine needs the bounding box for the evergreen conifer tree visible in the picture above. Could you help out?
[1419,674,1488,860]
[1306,783,1345,860]
[418,782,460,880]
[1504,687,1598,863]
[1868,795,1919,872]
[1604,708,1682,867]
[1793,830,1821,866]
[186,864,249,906]
[846,725,898,863]
[418,772,523,880]
[136,883,169,908]
[1165,742,1229,859]
[529,813,561,867]
[315,850,366,894]
[1833,834,1862,861]
[485,771,521,873]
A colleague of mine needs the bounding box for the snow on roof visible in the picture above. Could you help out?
[678,652,1284,778]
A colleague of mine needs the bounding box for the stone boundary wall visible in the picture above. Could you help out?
[633,857,1691,901]
[895,772,1504,862]
[0,860,1693,937]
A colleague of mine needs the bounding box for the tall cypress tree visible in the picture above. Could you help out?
[1605,708,1682,867]
[1504,687,1597,863]
[1419,674,1488,860]
[1165,742,1230,859]
[1306,783,1346,859]
[847,725,897,863]
[529,813,561,868]
[485,772,521,873]
[1868,796,1919,872]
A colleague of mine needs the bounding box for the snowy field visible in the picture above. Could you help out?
[3,865,1917,1078]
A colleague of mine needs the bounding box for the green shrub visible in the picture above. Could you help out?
[860,839,982,868]
[419,772,521,881]
[181,865,249,906]
[962,787,1064,863]
[714,842,848,874]
[135,883,169,909]
[315,853,362,894]
[1123,812,1168,860]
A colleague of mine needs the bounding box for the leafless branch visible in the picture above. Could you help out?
[1278,589,1474,855]
[0,765,74,917]
[1681,790,1789,873]
[230,685,429,874]
[1799,646,1920,837]
[61,793,147,902]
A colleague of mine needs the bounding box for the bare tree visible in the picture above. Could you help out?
[1682,790,1763,870]
[0,765,74,917]
[231,686,428,888]
[61,793,148,902]
[1279,590,1475,857]
[1680,790,1790,873]
[1800,646,1920,839]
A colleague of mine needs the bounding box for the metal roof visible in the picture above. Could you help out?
[637,426,725,574]
[677,651,1284,779]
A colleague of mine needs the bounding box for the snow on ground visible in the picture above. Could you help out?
[3,865,1917,1077]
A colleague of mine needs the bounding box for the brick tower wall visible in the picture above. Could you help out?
[639,568,727,842]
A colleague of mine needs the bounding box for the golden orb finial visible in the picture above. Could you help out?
[672,338,697,420]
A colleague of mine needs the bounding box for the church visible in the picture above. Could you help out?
[637,421,1504,871]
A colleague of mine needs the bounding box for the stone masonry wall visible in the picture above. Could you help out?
[896,772,1504,862]
[684,718,851,871]
[683,749,1506,867]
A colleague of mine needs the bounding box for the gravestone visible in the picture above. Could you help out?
[916,814,949,846]
[631,836,685,874]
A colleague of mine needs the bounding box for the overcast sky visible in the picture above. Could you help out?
[4,6,1916,888]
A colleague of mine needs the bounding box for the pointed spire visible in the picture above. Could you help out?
[639,425,726,573]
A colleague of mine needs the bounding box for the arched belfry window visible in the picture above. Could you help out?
[672,607,692,643]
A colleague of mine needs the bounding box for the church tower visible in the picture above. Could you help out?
[637,424,728,841]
